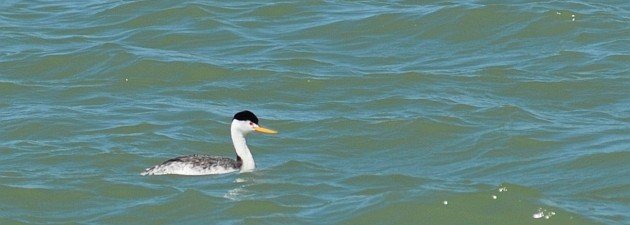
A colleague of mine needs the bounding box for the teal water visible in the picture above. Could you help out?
[1,1,628,224]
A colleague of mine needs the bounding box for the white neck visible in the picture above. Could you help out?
[231,121,255,172]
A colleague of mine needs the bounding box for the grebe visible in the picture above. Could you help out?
[141,111,277,176]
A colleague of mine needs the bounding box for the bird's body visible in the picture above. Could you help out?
[140,155,242,176]
[141,111,276,176]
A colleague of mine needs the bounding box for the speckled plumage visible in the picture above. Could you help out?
[140,154,242,176]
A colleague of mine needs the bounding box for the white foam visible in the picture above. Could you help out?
[532,208,556,219]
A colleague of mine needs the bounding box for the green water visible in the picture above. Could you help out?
[1,1,628,224]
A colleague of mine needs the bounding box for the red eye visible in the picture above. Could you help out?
[249,122,254,126]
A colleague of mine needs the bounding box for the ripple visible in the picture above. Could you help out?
[0,0,627,224]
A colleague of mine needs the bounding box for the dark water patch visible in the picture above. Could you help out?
[412,4,532,45]
[0,185,94,222]
[580,183,630,202]
[341,183,601,225]
[554,198,629,224]
[273,57,337,73]
[271,160,337,173]
[561,151,629,171]
[110,59,231,84]
[3,51,110,80]
[473,104,551,127]
[0,217,23,225]
[601,54,630,66]
[4,119,84,141]
[245,2,304,19]
[245,179,334,194]
[476,66,529,83]
[121,25,242,52]
[94,1,177,19]
[374,116,474,141]
[511,11,577,39]
[0,80,39,96]
[224,199,300,218]
[264,194,325,209]
[447,4,533,43]
[55,84,112,104]
[93,188,226,224]
[341,174,431,196]
[245,182,340,199]
[455,157,545,182]
[89,122,165,135]
[73,95,117,107]
[487,135,563,158]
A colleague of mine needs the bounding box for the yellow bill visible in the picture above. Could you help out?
[254,126,278,134]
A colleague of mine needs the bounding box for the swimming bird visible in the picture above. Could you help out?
[141,110,277,176]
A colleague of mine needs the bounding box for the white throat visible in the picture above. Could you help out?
[231,120,255,172]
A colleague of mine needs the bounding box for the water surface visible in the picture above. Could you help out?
[1,1,629,224]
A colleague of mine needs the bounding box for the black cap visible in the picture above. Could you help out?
[233,110,259,124]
